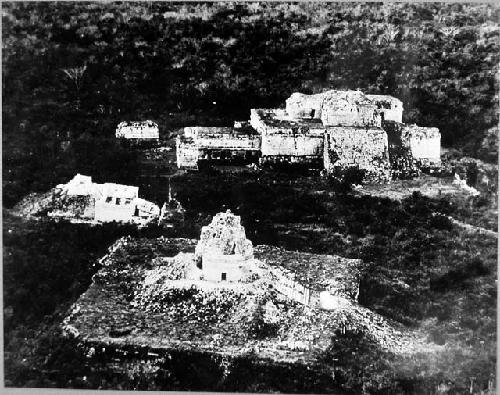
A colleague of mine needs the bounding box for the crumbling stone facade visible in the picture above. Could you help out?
[401,124,441,167]
[285,90,387,127]
[177,124,260,169]
[384,120,441,178]
[366,94,403,123]
[324,127,391,182]
[250,109,324,165]
[193,210,257,282]
[116,120,159,140]
[176,89,441,182]
[47,174,160,225]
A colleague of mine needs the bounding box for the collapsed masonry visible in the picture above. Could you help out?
[177,90,441,182]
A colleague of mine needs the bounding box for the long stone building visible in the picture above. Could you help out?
[177,90,441,181]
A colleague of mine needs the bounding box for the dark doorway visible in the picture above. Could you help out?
[221,273,227,281]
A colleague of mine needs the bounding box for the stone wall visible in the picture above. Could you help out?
[260,134,324,157]
[402,125,441,166]
[176,137,199,169]
[284,90,382,127]
[366,94,403,123]
[323,127,391,182]
[178,127,261,169]
[94,200,136,222]
[285,92,324,120]
[47,174,159,223]
[321,91,381,127]
[184,127,260,151]
[249,108,325,162]
[196,135,260,152]
[116,121,159,139]
[383,121,420,179]
[268,266,311,306]
[250,108,290,133]
[201,255,251,282]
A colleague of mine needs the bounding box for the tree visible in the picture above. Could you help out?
[62,65,87,110]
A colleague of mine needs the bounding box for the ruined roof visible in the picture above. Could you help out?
[251,108,324,129]
[55,174,140,200]
[402,124,440,138]
[95,183,139,200]
[117,120,158,128]
[58,174,94,196]
[321,90,375,106]
[287,90,377,109]
[287,90,401,107]
[284,90,383,127]
[366,94,403,108]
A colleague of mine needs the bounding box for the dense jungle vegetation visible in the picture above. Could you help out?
[2,2,498,393]
[2,2,499,206]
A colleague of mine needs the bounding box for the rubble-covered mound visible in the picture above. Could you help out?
[62,235,431,371]
[254,245,361,299]
[12,189,56,218]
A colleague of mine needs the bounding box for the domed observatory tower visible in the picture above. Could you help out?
[194,210,259,282]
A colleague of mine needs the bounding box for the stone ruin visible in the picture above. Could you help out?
[177,89,441,182]
[190,210,260,282]
[47,174,160,225]
[62,211,433,368]
[195,210,254,260]
[116,120,159,140]
[152,210,361,310]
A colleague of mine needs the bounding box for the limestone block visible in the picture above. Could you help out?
[402,125,441,165]
[319,291,350,311]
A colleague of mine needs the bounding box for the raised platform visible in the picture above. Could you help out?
[62,236,425,369]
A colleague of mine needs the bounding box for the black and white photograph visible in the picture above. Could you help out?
[2,2,498,393]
